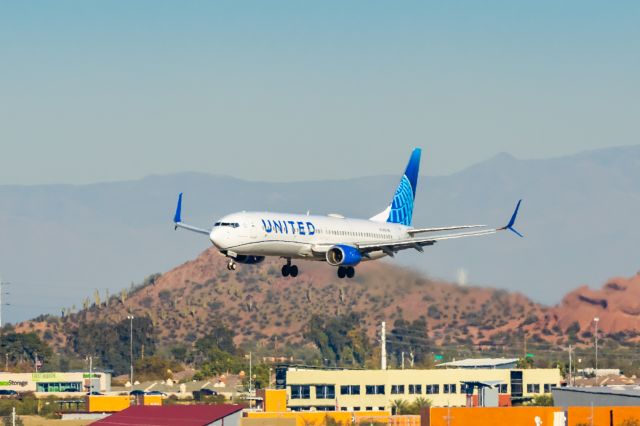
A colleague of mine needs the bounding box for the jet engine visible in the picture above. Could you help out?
[326,245,362,266]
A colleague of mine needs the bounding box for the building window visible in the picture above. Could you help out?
[365,385,385,395]
[353,407,361,411]
[36,382,83,393]
[498,384,508,394]
[391,385,405,394]
[316,385,335,399]
[543,384,553,393]
[526,384,540,394]
[444,384,457,394]
[408,384,422,394]
[291,385,310,399]
[340,385,360,395]
[366,407,373,411]
[426,384,440,395]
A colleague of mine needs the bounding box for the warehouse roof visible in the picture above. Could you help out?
[91,404,244,426]
[436,358,519,369]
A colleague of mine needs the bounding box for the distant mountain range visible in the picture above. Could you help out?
[2,145,640,322]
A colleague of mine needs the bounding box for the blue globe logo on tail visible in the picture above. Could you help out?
[386,148,421,227]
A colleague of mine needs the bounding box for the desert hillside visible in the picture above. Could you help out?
[14,248,640,356]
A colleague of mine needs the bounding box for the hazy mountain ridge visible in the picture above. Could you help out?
[2,145,640,322]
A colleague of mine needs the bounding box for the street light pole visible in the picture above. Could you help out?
[127,315,134,385]
[594,317,599,379]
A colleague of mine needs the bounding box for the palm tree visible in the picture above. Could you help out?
[410,396,431,414]
[391,399,409,415]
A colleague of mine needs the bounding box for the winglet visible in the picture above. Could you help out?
[173,193,183,227]
[501,199,523,237]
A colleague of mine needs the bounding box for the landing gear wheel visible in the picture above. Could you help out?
[337,266,346,279]
[289,265,299,277]
[346,266,355,278]
[281,265,290,277]
[227,260,237,271]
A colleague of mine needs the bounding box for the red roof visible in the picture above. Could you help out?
[91,404,244,426]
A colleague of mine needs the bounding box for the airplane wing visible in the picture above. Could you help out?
[357,200,523,256]
[173,193,211,236]
[407,224,486,235]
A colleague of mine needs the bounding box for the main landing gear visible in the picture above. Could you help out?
[337,266,355,279]
[226,260,237,271]
[281,258,299,278]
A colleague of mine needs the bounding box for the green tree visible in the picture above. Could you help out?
[388,317,431,367]
[391,399,409,415]
[530,394,553,406]
[68,316,157,375]
[0,332,53,370]
[195,323,238,355]
[135,355,179,381]
[303,313,370,366]
[516,356,534,369]
[407,396,431,414]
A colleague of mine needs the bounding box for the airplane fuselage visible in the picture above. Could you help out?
[210,211,410,261]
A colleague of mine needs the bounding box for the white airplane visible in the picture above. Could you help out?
[173,148,522,279]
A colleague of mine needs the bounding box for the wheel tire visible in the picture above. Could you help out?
[231,263,237,270]
[346,267,355,278]
[281,265,290,277]
[337,266,346,279]
[290,265,299,277]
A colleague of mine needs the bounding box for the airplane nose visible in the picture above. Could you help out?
[209,228,224,249]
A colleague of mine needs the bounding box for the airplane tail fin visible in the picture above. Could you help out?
[370,148,421,226]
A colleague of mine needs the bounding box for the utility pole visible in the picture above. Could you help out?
[594,317,600,380]
[401,352,405,370]
[381,321,387,370]
[248,351,253,410]
[127,315,134,385]
[0,276,10,329]
[568,345,573,387]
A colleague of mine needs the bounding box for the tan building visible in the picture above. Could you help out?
[0,371,111,393]
[276,362,561,411]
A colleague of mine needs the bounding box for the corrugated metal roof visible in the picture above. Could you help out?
[91,404,244,426]
[436,358,519,368]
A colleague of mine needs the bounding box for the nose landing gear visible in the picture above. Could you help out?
[226,260,237,271]
[337,266,355,279]
[281,259,299,277]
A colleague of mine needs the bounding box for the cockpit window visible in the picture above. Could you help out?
[213,222,239,228]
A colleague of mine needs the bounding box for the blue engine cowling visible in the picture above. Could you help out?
[234,255,266,264]
[326,245,362,266]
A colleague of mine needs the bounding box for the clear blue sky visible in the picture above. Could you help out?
[1,1,638,184]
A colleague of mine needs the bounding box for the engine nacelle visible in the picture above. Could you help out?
[326,245,362,266]
[234,255,266,265]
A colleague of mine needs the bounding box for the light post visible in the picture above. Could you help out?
[594,317,599,379]
[127,315,134,385]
